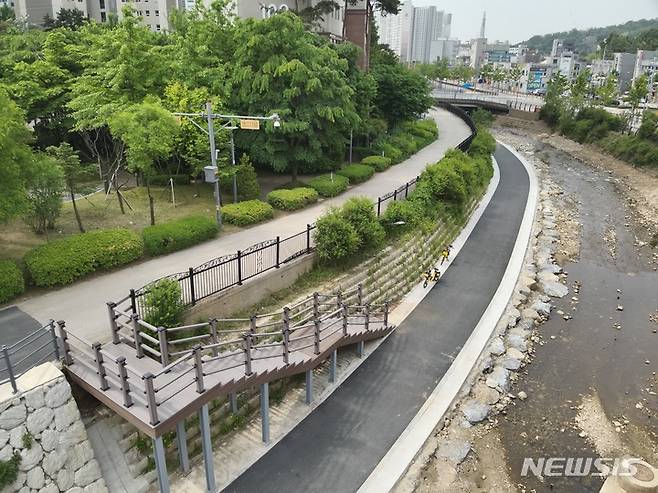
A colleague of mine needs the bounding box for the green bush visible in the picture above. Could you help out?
[380,143,403,163]
[336,164,375,184]
[142,216,218,256]
[601,134,658,168]
[221,200,274,226]
[149,174,191,186]
[267,187,318,211]
[361,155,392,171]
[341,197,385,248]
[0,453,20,489]
[559,107,623,143]
[0,260,24,303]
[24,229,144,287]
[308,174,349,197]
[143,279,184,328]
[390,133,418,156]
[314,210,360,262]
[219,154,261,201]
[380,200,422,232]
[467,130,496,159]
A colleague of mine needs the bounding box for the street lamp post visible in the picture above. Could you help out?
[174,103,281,226]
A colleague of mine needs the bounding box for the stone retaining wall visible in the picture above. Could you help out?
[0,363,106,493]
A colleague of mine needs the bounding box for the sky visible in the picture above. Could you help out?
[410,0,658,43]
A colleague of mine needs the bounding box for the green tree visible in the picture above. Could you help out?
[628,74,649,134]
[540,72,568,128]
[109,99,180,225]
[450,64,474,83]
[229,13,358,182]
[370,46,431,126]
[638,110,658,142]
[479,63,494,83]
[25,156,65,234]
[46,143,94,232]
[569,69,592,112]
[0,89,36,222]
[596,72,618,106]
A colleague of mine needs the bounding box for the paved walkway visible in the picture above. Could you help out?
[224,144,530,492]
[12,108,470,344]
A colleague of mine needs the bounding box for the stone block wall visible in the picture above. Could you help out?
[0,365,107,493]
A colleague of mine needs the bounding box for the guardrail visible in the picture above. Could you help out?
[0,321,61,393]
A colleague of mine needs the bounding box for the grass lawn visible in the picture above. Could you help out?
[0,183,241,262]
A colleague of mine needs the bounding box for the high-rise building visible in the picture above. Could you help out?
[375,1,413,61]
[613,52,637,91]
[408,5,451,63]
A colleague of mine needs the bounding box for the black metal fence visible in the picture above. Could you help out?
[125,108,477,319]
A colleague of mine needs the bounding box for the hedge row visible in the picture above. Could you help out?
[371,118,439,165]
[267,187,319,211]
[0,260,25,303]
[221,200,274,226]
[361,156,392,172]
[24,229,144,287]
[142,216,218,256]
[336,164,375,184]
[308,174,349,197]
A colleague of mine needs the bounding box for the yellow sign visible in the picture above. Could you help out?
[240,119,260,130]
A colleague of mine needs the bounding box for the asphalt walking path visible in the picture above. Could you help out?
[6,108,470,345]
[224,143,530,492]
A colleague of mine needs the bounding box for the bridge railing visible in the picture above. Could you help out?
[67,290,391,426]
[0,321,61,394]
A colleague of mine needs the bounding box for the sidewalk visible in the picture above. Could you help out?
[15,108,471,344]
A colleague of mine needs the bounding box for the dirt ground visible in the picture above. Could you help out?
[409,117,658,493]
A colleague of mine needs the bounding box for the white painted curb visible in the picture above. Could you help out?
[357,141,539,493]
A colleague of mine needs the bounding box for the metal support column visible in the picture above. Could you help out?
[153,436,170,493]
[260,383,270,444]
[357,340,364,358]
[305,369,313,404]
[329,349,337,383]
[198,404,216,493]
[176,421,190,474]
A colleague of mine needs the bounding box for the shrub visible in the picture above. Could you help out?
[471,108,494,128]
[380,143,403,163]
[142,216,218,256]
[267,187,318,211]
[468,130,496,158]
[336,164,375,184]
[25,156,65,234]
[601,134,658,168]
[390,133,418,156]
[149,174,190,186]
[361,155,392,172]
[24,229,144,287]
[380,200,422,232]
[219,154,261,201]
[0,453,20,488]
[308,174,349,197]
[221,200,274,226]
[143,279,184,328]
[341,197,385,249]
[314,210,360,262]
[0,260,24,303]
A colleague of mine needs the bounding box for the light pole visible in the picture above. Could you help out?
[174,103,281,226]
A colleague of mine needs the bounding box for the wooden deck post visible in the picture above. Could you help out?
[157,327,169,368]
[357,284,363,306]
[364,303,370,331]
[153,436,170,493]
[260,382,270,444]
[116,356,133,408]
[176,421,190,474]
[305,369,313,404]
[56,320,73,366]
[282,307,290,364]
[48,320,60,361]
[208,318,219,357]
[243,334,253,376]
[342,303,348,336]
[313,293,320,355]
[107,302,120,344]
[92,343,109,391]
[130,314,144,359]
[193,345,205,393]
[198,404,216,493]
[329,349,337,383]
[228,393,238,414]
[336,290,342,311]
[144,373,159,425]
[384,301,390,327]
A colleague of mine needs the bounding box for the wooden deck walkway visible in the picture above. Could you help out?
[61,290,394,438]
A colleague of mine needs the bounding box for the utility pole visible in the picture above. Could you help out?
[206,101,223,227]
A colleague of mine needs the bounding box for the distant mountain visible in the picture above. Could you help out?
[523,18,658,55]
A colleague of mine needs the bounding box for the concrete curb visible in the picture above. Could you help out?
[217,157,502,492]
[357,141,538,493]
